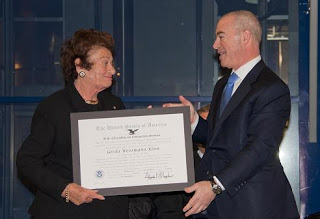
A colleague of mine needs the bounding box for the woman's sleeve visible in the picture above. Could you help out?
[16,104,69,202]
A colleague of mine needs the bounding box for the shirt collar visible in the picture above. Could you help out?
[232,55,261,80]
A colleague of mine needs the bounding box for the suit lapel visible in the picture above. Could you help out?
[210,60,266,142]
[206,76,227,140]
[211,77,227,125]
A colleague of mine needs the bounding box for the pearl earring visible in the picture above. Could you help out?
[79,71,86,78]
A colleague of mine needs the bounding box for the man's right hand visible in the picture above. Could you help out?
[183,181,216,217]
[163,95,197,124]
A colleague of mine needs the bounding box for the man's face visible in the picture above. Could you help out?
[212,15,243,70]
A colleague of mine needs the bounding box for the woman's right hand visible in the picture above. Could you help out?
[62,183,105,205]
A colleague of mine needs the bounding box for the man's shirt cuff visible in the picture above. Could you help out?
[191,113,199,134]
[213,176,225,191]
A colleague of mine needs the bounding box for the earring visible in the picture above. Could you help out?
[79,71,86,78]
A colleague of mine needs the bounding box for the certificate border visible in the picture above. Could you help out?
[70,106,195,196]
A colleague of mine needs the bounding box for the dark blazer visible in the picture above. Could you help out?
[193,60,299,219]
[16,83,128,219]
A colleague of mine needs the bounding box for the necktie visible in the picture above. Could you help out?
[219,72,239,116]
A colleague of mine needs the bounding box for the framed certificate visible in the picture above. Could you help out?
[70,107,195,196]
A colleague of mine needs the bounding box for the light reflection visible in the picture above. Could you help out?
[14,63,22,69]
[279,41,282,70]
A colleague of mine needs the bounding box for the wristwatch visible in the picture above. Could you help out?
[207,171,222,195]
[210,179,222,195]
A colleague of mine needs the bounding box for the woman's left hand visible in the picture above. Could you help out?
[62,183,105,205]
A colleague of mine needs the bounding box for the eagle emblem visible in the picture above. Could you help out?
[128,129,139,135]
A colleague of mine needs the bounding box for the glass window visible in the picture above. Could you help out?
[14,22,63,96]
[0,107,3,208]
[133,0,197,96]
[0,0,3,18]
[215,0,288,16]
[0,22,4,96]
[64,0,95,38]
[14,0,62,17]
[102,0,114,35]
[267,18,289,83]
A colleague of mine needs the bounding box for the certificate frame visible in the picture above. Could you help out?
[70,106,195,196]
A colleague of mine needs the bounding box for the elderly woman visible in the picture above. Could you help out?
[16,29,128,219]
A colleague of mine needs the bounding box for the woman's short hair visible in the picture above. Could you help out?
[61,29,115,82]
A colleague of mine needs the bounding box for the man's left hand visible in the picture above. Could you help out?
[183,181,216,217]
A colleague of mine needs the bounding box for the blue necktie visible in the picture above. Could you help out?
[219,72,239,117]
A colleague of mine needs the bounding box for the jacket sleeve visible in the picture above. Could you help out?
[192,116,208,145]
[16,104,69,202]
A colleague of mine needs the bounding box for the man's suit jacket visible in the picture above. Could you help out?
[193,60,299,219]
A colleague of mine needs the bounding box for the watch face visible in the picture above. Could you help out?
[212,184,222,194]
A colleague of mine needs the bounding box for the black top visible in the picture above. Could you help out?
[16,82,128,219]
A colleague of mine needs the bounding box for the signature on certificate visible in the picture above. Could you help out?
[145,171,174,180]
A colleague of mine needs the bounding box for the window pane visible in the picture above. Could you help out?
[133,0,197,96]
[102,0,114,35]
[267,18,289,83]
[14,0,62,17]
[14,22,63,96]
[0,0,3,18]
[0,107,4,208]
[0,22,4,96]
[65,0,95,38]
[200,0,217,96]
[215,0,288,16]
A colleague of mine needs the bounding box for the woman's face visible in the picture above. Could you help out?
[84,47,115,91]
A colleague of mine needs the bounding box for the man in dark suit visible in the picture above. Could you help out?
[164,10,299,219]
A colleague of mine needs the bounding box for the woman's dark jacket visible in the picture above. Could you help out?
[16,82,128,219]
